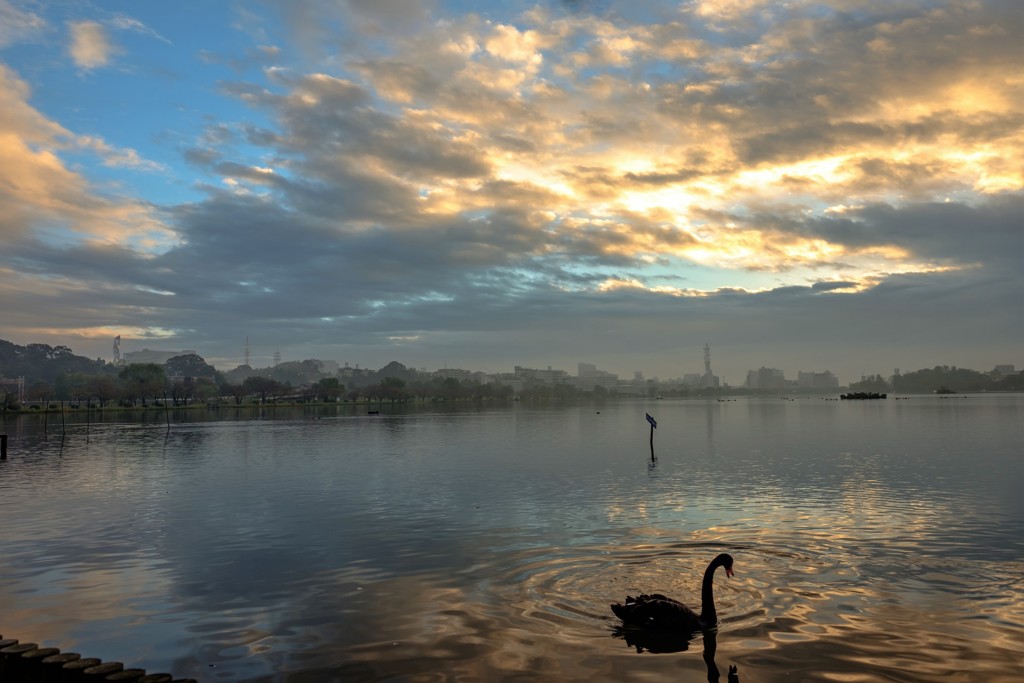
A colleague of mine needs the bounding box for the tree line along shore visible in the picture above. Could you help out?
[2,339,1021,412]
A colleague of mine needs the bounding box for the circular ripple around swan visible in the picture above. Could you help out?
[474,538,805,641]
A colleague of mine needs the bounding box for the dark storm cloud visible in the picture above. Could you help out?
[225,71,492,184]
[812,194,1024,269]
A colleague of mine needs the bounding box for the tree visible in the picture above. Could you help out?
[493,383,514,400]
[849,374,890,392]
[168,379,193,406]
[165,354,220,381]
[88,375,120,407]
[27,380,53,406]
[372,361,418,385]
[64,373,92,405]
[193,378,218,402]
[438,377,463,400]
[994,371,1024,391]
[380,377,408,403]
[892,366,993,393]
[313,377,343,402]
[1,386,19,410]
[0,339,109,385]
[242,376,284,404]
[222,382,249,405]
[119,363,167,406]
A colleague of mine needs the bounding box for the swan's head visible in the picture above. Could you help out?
[716,553,735,578]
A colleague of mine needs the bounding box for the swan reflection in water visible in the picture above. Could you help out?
[611,554,739,681]
[611,626,740,682]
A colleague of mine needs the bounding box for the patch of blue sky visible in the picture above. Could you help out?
[636,62,707,92]
[556,256,805,294]
[644,261,787,293]
[0,2,287,206]
[440,0,598,22]
[27,220,85,249]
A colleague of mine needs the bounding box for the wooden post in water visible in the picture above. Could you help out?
[137,674,173,683]
[62,657,102,681]
[22,647,61,676]
[0,642,38,680]
[646,413,657,461]
[83,660,124,679]
[1,433,7,459]
[61,400,66,438]
[164,392,171,430]
[41,652,81,682]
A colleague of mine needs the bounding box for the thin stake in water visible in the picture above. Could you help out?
[646,413,657,461]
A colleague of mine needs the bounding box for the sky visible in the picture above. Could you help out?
[0,0,1021,384]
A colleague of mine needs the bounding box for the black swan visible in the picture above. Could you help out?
[611,553,735,630]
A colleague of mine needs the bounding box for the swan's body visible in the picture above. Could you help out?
[611,553,734,630]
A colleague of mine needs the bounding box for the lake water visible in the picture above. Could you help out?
[1,396,1022,682]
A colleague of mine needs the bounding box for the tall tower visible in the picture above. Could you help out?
[244,337,251,367]
[273,349,282,366]
[701,343,716,388]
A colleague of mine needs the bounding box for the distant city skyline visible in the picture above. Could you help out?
[113,340,1016,388]
[1,1,1020,387]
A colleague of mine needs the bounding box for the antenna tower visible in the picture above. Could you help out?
[273,349,281,366]
[701,343,716,388]
[244,337,251,367]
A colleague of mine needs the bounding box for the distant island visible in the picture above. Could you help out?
[1,338,1020,410]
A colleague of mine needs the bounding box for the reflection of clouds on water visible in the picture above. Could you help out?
[150,531,1024,681]
[2,401,1021,681]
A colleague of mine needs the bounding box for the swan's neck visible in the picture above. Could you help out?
[699,561,719,624]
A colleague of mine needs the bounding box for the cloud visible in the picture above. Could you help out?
[0,65,173,248]
[199,44,281,72]
[110,13,171,44]
[0,0,46,47]
[68,20,114,69]
[75,135,167,171]
[2,1,1021,379]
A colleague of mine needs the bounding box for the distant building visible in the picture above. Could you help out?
[797,370,839,389]
[339,365,372,380]
[122,348,197,365]
[992,364,1016,377]
[514,365,569,385]
[0,376,25,403]
[682,373,702,387]
[575,362,618,390]
[488,373,525,393]
[746,367,786,390]
[436,368,488,382]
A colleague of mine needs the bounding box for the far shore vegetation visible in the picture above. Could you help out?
[1,339,1021,413]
